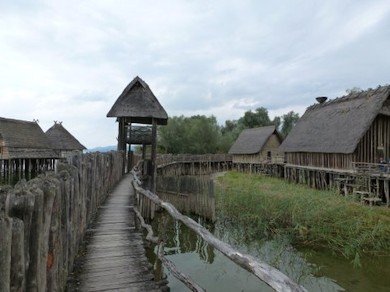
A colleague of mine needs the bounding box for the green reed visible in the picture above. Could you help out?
[215,171,390,264]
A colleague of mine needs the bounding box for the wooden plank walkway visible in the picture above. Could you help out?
[67,174,163,292]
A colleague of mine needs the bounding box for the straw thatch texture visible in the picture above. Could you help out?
[280,86,390,154]
[45,123,86,152]
[0,117,58,159]
[229,126,282,154]
[106,76,168,125]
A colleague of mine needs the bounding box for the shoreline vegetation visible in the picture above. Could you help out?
[215,171,390,266]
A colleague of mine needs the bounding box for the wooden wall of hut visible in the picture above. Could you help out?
[0,151,124,292]
[355,114,390,164]
[232,134,283,164]
[285,152,354,169]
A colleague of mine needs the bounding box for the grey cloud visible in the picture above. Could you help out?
[2,0,390,147]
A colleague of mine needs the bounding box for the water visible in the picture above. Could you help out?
[146,212,390,292]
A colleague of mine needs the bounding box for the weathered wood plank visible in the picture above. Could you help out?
[0,217,12,292]
[75,175,161,292]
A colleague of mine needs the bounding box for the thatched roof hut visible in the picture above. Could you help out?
[229,126,283,164]
[0,117,58,159]
[106,76,168,188]
[280,85,390,169]
[45,122,86,157]
[107,76,168,125]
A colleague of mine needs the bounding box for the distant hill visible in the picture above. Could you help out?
[86,145,117,153]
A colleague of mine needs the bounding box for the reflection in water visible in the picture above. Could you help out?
[146,212,346,291]
[154,212,215,264]
[214,221,345,292]
[303,248,390,292]
[146,212,274,291]
[157,175,216,221]
[146,209,390,292]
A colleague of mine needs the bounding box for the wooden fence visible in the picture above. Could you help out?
[156,175,216,222]
[0,151,124,292]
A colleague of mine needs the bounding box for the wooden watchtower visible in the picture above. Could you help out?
[107,76,168,192]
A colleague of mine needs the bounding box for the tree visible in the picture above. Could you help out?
[158,116,186,154]
[280,111,300,138]
[158,115,221,154]
[185,115,220,154]
[158,108,300,154]
[238,107,272,128]
[272,116,281,131]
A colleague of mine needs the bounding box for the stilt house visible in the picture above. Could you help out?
[0,117,58,182]
[45,122,86,158]
[107,76,168,191]
[107,76,168,151]
[228,126,284,164]
[279,85,390,170]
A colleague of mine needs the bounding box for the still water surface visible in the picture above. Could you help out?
[146,212,390,291]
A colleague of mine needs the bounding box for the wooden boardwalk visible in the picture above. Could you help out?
[67,174,163,292]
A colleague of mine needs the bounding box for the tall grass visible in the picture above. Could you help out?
[215,171,390,264]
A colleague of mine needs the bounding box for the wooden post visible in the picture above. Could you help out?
[117,118,125,151]
[117,118,126,174]
[0,217,12,292]
[142,144,147,177]
[17,159,21,181]
[151,118,157,193]
[11,218,25,292]
[26,189,44,292]
[127,122,132,173]
[384,180,389,207]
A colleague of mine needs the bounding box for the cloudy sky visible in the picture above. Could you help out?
[1,0,390,148]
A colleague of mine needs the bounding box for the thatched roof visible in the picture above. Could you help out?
[229,126,282,154]
[280,85,390,154]
[0,117,58,159]
[45,122,86,151]
[106,76,168,125]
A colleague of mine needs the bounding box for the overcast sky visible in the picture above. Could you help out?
[1,0,390,148]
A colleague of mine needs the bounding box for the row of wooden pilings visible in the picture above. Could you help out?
[0,158,56,186]
[0,151,125,292]
[283,165,390,206]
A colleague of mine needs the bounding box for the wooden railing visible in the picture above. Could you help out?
[352,162,390,175]
[156,153,232,165]
[131,161,307,292]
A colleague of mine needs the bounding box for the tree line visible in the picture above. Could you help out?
[157,107,299,154]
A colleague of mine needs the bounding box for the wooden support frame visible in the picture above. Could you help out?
[151,118,157,193]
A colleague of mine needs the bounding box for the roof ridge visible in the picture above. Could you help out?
[307,84,390,111]
[0,116,36,125]
[244,125,275,131]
